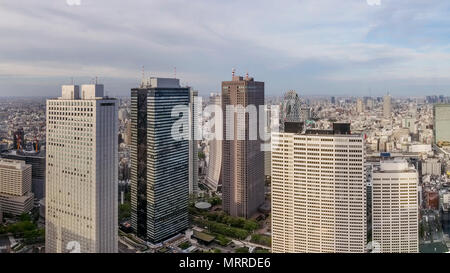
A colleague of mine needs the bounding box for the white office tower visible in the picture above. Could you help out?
[271,123,367,253]
[205,93,222,192]
[189,89,200,195]
[383,94,391,119]
[46,84,118,253]
[371,159,419,253]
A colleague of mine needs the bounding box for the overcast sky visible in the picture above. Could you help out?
[1,0,450,97]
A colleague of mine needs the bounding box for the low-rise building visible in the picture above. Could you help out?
[0,159,34,215]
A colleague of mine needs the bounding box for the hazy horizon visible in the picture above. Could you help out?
[2,0,450,97]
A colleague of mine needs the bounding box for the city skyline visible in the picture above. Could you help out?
[2,1,450,97]
[3,0,450,260]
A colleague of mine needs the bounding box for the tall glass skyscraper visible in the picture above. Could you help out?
[130,77,190,243]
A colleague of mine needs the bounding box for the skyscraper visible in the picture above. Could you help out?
[356,98,364,113]
[46,84,118,253]
[383,94,391,119]
[433,104,450,146]
[280,90,302,131]
[130,77,190,243]
[372,159,419,253]
[271,123,367,253]
[205,93,222,192]
[221,73,265,218]
[189,89,200,196]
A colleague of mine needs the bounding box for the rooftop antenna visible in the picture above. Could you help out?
[174,67,177,79]
[95,76,98,85]
[245,71,249,80]
[141,65,145,88]
[232,68,235,77]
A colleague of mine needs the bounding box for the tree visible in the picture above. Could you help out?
[235,247,249,253]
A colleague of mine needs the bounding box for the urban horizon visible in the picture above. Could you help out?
[2,1,450,271]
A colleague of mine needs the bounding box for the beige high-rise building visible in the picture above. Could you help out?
[189,89,200,196]
[0,159,33,215]
[271,123,367,253]
[356,98,364,113]
[372,159,419,253]
[46,84,118,253]
[205,93,222,192]
[221,73,265,218]
[383,94,391,119]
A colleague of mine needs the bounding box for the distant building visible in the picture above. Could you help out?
[421,158,442,176]
[425,190,439,210]
[356,98,364,113]
[205,93,222,192]
[383,94,391,119]
[189,89,200,196]
[434,104,450,146]
[0,159,33,215]
[280,90,302,132]
[372,159,419,253]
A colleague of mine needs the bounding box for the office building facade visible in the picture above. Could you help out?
[434,104,450,146]
[205,93,222,192]
[46,84,118,253]
[221,73,265,219]
[189,89,200,196]
[372,159,419,253]
[383,94,391,119]
[130,77,190,243]
[271,124,367,253]
[0,159,33,215]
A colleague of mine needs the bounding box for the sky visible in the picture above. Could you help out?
[1,0,450,97]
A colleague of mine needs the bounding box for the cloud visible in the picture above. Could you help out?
[66,0,81,6]
[1,0,450,96]
[367,0,381,6]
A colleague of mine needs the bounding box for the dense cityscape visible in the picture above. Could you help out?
[0,74,450,254]
[3,4,450,271]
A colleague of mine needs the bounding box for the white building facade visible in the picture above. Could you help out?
[271,128,367,253]
[45,84,118,253]
[372,159,419,253]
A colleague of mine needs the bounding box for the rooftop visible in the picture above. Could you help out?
[139,77,181,89]
[0,158,30,170]
[374,158,417,173]
[2,149,45,158]
[193,231,215,243]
